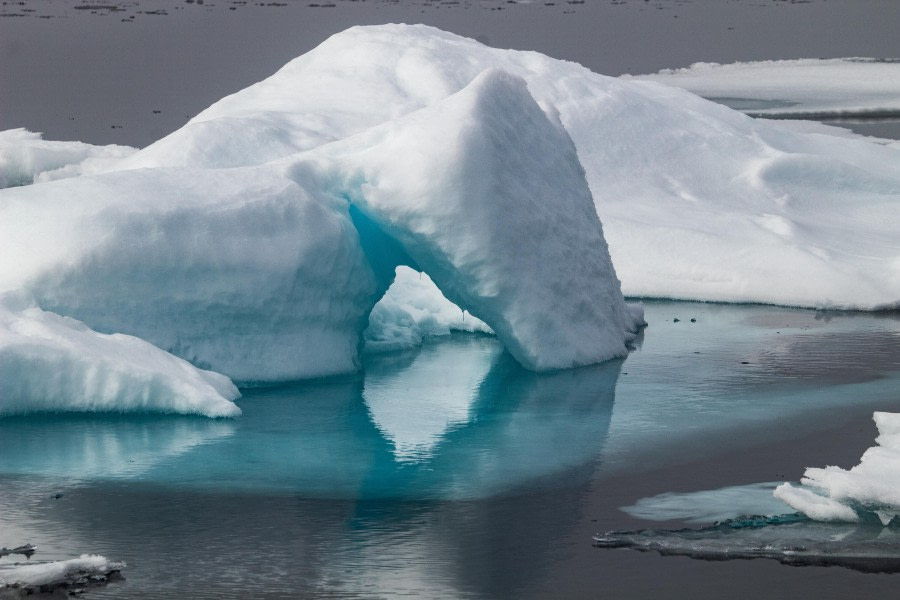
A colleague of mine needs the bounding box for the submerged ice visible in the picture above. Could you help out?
[2,24,898,415]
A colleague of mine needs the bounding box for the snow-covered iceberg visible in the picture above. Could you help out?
[2,24,899,414]
[1,61,640,412]
[110,25,900,310]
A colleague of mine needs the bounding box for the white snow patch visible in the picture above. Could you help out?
[0,128,136,188]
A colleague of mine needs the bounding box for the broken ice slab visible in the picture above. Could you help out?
[594,514,900,573]
[0,554,124,595]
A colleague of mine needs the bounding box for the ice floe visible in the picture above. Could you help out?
[595,514,900,573]
[627,58,900,121]
[776,412,900,524]
[0,554,124,596]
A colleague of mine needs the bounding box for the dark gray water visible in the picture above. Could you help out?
[2,302,899,598]
[2,0,899,146]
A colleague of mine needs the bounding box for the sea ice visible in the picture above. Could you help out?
[621,482,793,524]
[0,554,124,594]
[775,412,900,523]
[628,58,900,121]
[595,515,900,573]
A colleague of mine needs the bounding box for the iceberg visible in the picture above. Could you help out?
[108,24,900,310]
[2,24,898,413]
[1,62,640,412]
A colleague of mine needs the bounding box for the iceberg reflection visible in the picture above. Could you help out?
[0,414,234,482]
[154,335,620,499]
[0,335,619,500]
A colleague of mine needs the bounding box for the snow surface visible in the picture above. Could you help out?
[776,412,900,523]
[0,554,124,590]
[108,25,900,310]
[628,58,900,121]
[0,128,135,189]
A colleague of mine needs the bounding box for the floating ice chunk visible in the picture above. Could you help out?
[628,58,900,120]
[0,128,135,188]
[0,295,241,417]
[0,554,124,593]
[774,483,860,522]
[780,412,900,521]
[595,516,900,573]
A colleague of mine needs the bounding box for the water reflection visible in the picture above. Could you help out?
[0,414,235,481]
[0,335,621,598]
[0,336,620,501]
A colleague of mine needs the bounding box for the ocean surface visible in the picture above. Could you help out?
[2,1,900,597]
[2,302,899,598]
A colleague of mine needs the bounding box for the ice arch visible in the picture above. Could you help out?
[0,70,639,399]
[289,69,640,373]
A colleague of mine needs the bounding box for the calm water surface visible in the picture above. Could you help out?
[2,301,899,598]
